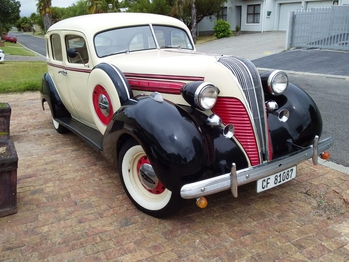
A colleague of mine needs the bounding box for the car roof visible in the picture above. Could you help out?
[47,13,189,36]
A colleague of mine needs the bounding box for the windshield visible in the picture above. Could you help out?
[94,24,193,57]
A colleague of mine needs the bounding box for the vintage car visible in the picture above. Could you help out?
[41,13,333,218]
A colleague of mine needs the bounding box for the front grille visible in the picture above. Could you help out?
[215,56,269,165]
[212,98,260,166]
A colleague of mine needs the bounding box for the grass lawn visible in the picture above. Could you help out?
[0,41,46,93]
[0,42,37,56]
[0,61,47,93]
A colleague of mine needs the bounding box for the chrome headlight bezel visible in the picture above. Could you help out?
[267,70,289,96]
[182,81,220,111]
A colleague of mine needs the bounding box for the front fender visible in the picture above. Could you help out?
[102,95,207,191]
[267,83,323,158]
[40,73,70,119]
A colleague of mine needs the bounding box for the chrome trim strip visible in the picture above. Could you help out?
[180,136,333,199]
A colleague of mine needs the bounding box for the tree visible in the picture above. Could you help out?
[126,0,152,13]
[36,0,52,32]
[86,0,119,13]
[0,0,21,35]
[15,16,32,32]
[172,0,227,28]
[62,0,89,18]
[123,0,226,42]
[190,0,196,43]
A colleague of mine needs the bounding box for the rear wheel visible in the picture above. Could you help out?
[118,138,184,218]
[52,118,68,134]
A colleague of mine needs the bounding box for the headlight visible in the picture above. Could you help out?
[182,81,219,110]
[261,70,288,96]
[267,70,288,95]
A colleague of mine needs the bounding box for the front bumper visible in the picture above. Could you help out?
[180,135,333,199]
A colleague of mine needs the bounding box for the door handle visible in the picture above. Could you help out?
[58,70,67,76]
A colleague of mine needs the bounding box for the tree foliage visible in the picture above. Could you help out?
[87,0,120,14]
[15,16,32,32]
[127,0,172,14]
[125,0,226,29]
[171,0,227,29]
[0,0,21,34]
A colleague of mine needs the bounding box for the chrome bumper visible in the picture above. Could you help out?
[180,135,333,199]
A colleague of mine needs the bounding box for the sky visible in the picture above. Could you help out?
[20,0,78,17]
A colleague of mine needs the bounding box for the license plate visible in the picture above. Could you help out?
[257,166,297,193]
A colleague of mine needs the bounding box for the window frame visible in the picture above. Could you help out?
[50,34,63,61]
[246,4,261,24]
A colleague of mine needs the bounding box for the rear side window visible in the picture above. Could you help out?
[51,34,63,61]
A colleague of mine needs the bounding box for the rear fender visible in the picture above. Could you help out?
[40,73,70,119]
[88,63,133,134]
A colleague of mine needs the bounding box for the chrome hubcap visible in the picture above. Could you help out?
[137,156,165,194]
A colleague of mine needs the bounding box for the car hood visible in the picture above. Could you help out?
[103,49,219,79]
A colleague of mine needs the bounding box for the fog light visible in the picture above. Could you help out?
[320,151,330,160]
[278,109,289,122]
[196,197,208,209]
[223,124,235,138]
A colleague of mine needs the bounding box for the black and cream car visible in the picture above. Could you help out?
[41,13,333,217]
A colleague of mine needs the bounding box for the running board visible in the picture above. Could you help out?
[56,117,103,152]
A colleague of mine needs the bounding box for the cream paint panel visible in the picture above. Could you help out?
[204,62,246,103]
[65,69,94,125]
[47,64,79,118]
[113,50,217,77]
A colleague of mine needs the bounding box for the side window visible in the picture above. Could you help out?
[65,35,89,64]
[51,34,63,61]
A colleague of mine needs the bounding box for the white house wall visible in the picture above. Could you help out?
[306,1,332,8]
[277,1,302,30]
[197,0,337,33]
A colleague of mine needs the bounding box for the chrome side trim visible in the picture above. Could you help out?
[180,136,333,199]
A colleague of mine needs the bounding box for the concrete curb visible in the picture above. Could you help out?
[257,67,349,81]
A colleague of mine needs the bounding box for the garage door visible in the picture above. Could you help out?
[278,2,302,30]
[306,1,332,9]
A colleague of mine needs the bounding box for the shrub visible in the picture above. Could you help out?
[213,20,232,39]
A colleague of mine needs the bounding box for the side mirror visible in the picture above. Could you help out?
[67,48,77,58]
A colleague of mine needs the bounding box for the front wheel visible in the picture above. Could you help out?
[118,139,184,218]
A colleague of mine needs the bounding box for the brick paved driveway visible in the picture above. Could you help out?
[1,92,349,261]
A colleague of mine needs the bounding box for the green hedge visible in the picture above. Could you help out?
[213,20,232,39]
